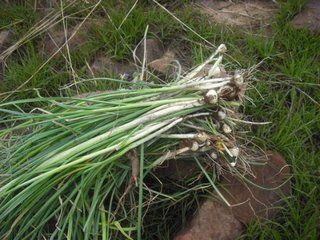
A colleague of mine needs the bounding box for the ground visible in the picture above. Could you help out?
[0,0,319,239]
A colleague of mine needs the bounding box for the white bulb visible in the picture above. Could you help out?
[222,124,232,134]
[217,44,227,53]
[190,141,199,152]
[210,152,218,159]
[234,71,244,87]
[229,147,240,157]
[206,90,218,104]
[196,132,208,142]
[208,66,221,77]
[217,111,226,120]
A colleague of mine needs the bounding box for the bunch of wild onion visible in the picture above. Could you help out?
[0,44,248,239]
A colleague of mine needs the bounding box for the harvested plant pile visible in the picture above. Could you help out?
[0,45,252,239]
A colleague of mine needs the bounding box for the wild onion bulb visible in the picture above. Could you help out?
[205,89,218,104]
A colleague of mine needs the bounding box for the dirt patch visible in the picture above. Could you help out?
[196,0,278,30]
[291,0,320,34]
[38,19,102,58]
[38,25,88,57]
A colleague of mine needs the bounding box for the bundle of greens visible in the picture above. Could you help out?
[0,44,250,239]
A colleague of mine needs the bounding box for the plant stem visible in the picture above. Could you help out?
[137,144,144,240]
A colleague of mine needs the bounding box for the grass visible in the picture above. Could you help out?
[0,0,319,239]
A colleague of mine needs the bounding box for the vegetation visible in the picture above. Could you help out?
[0,0,319,239]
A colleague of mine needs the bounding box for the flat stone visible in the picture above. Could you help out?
[291,0,320,34]
[220,151,291,224]
[197,0,278,29]
[174,200,243,240]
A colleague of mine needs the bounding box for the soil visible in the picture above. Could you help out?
[196,0,278,30]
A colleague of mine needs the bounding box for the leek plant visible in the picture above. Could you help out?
[0,44,250,239]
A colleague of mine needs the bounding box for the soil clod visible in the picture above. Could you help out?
[174,200,243,240]
[134,38,165,64]
[291,0,320,34]
[220,151,291,224]
[0,30,12,82]
[87,54,136,78]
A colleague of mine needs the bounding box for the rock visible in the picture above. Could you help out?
[36,0,58,10]
[174,200,243,240]
[197,0,278,30]
[220,151,291,224]
[148,50,177,76]
[134,38,165,64]
[291,0,320,34]
[0,30,11,48]
[0,30,12,82]
[87,55,136,78]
